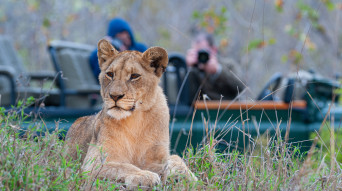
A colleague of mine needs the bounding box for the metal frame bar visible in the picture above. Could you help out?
[48,46,67,107]
[165,53,190,106]
[0,70,17,105]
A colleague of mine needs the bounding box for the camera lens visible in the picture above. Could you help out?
[198,50,210,64]
[111,38,124,51]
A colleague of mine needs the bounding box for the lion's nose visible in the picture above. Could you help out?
[110,94,125,102]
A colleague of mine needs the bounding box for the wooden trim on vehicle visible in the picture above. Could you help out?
[194,100,307,110]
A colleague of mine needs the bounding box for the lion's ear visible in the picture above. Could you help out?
[97,39,118,69]
[142,47,168,78]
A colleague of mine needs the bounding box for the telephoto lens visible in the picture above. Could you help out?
[111,38,124,51]
[197,49,210,64]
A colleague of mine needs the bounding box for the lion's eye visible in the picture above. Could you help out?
[106,72,114,78]
[130,73,141,80]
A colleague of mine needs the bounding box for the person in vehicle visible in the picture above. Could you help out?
[186,32,245,101]
[89,18,147,82]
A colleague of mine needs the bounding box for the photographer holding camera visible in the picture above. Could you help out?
[186,32,245,101]
[89,18,147,82]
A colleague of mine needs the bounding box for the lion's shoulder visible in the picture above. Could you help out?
[65,114,97,161]
[66,115,95,138]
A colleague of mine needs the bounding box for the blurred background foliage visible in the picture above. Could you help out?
[0,0,341,94]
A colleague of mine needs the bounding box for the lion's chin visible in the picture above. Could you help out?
[107,109,132,120]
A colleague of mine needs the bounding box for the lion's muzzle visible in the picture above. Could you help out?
[110,94,125,102]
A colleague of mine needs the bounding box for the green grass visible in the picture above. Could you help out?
[0,100,341,190]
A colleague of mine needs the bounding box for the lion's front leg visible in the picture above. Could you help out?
[165,155,198,182]
[96,162,160,188]
[82,146,160,189]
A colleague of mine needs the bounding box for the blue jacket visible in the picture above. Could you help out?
[89,18,147,81]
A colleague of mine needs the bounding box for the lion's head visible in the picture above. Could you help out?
[97,39,168,120]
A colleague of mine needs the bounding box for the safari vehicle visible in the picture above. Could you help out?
[1,39,341,154]
[162,55,341,153]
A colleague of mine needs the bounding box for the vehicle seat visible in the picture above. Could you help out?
[0,35,59,107]
[48,40,101,108]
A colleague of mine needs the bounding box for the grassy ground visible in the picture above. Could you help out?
[0,102,341,190]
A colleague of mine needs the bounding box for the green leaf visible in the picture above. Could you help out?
[268,38,276,45]
[192,11,200,19]
[42,18,51,28]
[247,39,263,51]
[281,54,288,63]
[221,7,227,14]
[27,96,35,105]
[17,100,23,107]
[324,1,335,11]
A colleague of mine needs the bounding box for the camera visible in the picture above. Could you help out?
[110,38,124,51]
[197,49,210,64]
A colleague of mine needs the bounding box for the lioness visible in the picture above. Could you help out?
[65,39,197,188]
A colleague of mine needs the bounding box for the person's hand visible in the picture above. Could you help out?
[199,50,219,74]
[186,48,198,67]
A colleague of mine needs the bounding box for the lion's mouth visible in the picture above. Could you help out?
[108,104,135,112]
[108,106,120,110]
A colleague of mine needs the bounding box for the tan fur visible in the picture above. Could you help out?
[65,39,197,189]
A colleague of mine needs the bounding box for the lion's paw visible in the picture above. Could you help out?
[125,170,160,189]
[168,165,198,182]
